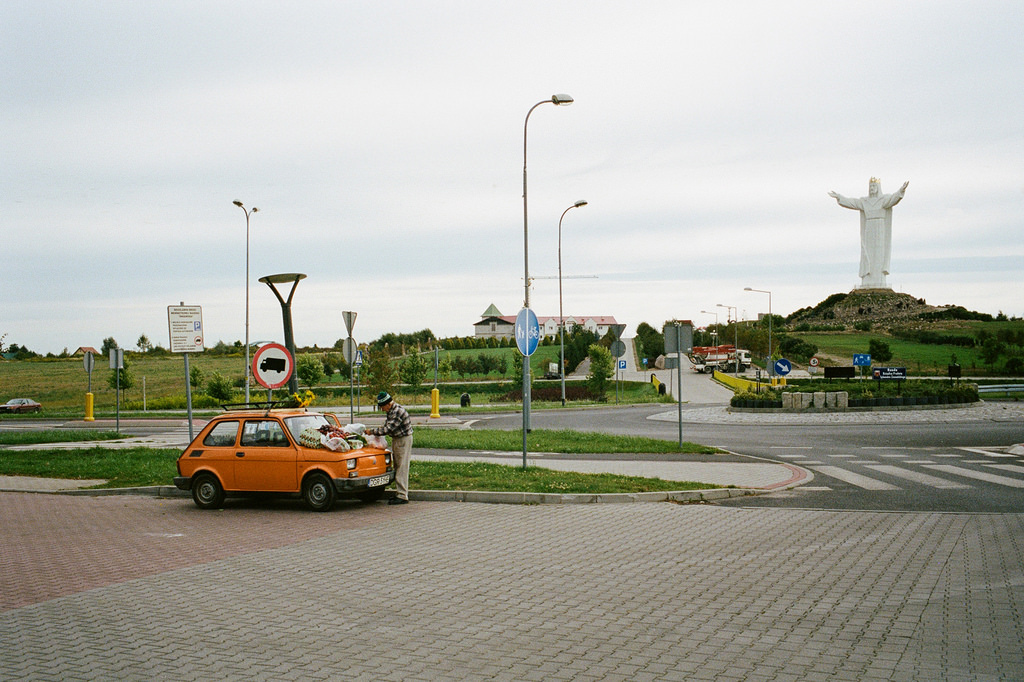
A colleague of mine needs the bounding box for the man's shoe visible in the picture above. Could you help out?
[388,497,409,505]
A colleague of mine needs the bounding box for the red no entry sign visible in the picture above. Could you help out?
[251,343,294,390]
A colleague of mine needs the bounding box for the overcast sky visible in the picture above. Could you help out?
[3,1,1023,355]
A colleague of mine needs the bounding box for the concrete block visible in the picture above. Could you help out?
[813,392,826,408]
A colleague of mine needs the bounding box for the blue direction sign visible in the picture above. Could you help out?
[853,353,872,367]
[774,358,792,376]
[515,308,540,357]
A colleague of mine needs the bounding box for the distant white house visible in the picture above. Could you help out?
[473,304,619,340]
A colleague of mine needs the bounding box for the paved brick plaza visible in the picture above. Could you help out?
[2,493,1022,680]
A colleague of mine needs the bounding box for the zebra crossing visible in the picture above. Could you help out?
[771,446,1024,492]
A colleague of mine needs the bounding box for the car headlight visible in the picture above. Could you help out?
[346,458,357,470]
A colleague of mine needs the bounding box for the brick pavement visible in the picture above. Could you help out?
[2,493,1022,680]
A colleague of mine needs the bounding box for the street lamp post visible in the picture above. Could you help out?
[233,201,258,404]
[700,309,718,345]
[558,199,587,407]
[716,304,739,375]
[521,93,573,462]
[744,287,772,374]
[259,273,307,395]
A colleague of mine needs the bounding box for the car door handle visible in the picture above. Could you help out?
[236,452,245,458]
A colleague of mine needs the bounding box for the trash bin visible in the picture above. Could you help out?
[460,393,471,407]
[658,384,666,395]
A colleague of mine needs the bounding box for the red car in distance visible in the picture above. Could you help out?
[0,398,42,414]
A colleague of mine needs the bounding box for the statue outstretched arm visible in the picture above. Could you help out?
[883,181,909,208]
[829,191,861,210]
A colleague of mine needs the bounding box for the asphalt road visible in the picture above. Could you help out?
[468,403,1024,513]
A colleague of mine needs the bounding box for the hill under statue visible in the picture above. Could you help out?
[786,290,987,329]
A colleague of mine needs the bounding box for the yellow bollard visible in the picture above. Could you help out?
[84,392,95,421]
[429,387,440,419]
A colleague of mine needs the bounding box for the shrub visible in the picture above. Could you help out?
[206,371,235,401]
[730,390,781,407]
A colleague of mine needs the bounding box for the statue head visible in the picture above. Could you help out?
[869,177,881,196]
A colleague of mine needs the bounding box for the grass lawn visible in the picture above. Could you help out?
[0,428,718,492]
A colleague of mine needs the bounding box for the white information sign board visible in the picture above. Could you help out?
[167,305,205,353]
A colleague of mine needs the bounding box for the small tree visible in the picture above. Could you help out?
[100,337,118,356]
[189,365,204,388]
[206,372,235,402]
[107,354,135,402]
[136,334,152,353]
[511,352,525,388]
[296,353,326,388]
[362,347,397,401]
[586,344,613,398]
[868,339,893,363]
[399,352,429,390]
[438,353,453,381]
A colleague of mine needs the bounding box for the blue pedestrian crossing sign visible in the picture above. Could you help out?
[774,358,792,376]
[515,307,540,356]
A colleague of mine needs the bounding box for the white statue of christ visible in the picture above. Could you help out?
[829,178,909,290]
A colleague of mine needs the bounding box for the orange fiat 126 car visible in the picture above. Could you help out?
[174,408,394,511]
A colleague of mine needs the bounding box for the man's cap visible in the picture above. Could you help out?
[376,391,392,406]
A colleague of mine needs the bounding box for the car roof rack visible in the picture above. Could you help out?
[220,401,300,411]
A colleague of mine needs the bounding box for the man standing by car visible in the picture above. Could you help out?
[367,391,412,505]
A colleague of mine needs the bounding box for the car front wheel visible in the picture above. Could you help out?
[192,473,225,509]
[302,472,336,512]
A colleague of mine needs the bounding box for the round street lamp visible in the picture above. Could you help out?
[259,273,307,395]
[558,199,587,407]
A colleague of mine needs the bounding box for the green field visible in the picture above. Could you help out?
[796,332,985,374]
[3,326,1018,416]
[0,347,665,415]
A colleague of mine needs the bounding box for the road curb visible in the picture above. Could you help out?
[48,484,767,505]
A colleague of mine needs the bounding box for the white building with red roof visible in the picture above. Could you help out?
[473,304,619,340]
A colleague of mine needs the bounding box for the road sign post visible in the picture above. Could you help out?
[252,343,295,404]
[342,311,358,423]
[168,304,205,439]
[515,308,540,468]
[83,351,95,421]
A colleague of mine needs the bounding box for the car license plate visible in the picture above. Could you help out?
[367,475,390,488]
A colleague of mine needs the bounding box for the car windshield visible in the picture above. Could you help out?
[283,414,331,442]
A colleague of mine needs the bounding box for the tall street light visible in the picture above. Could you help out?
[744,287,772,374]
[700,309,718,344]
[234,201,258,404]
[558,199,587,407]
[259,273,306,395]
[716,304,739,375]
[521,93,573,457]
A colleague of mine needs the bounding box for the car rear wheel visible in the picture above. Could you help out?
[303,472,335,512]
[192,473,225,509]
